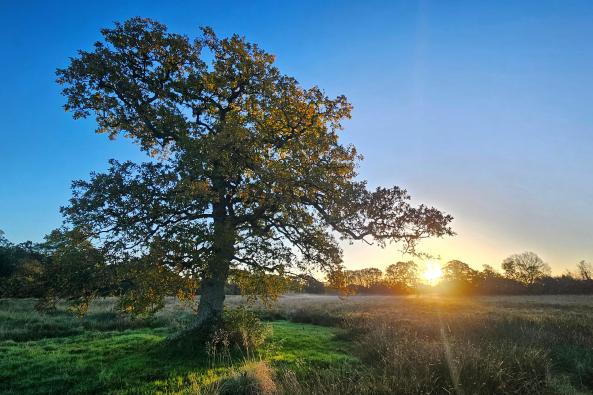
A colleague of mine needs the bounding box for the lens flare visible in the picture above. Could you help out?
[423,260,443,285]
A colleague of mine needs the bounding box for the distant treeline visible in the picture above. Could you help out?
[329,254,593,296]
[1,230,592,299]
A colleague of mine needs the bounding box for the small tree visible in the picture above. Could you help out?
[501,252,551,285]
[56,18,453,335]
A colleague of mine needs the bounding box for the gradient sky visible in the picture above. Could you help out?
[1,1,592,274]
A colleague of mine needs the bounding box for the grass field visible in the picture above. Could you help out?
[1,295,593,394]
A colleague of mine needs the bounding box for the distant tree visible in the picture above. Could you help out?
[325,269,354,295]
[33,228,112,313]
[298,274,325,294]
[501,252,551,285]
[0,233,48,298]
[385,261,418,292]
[359,268,383,288]
[342,269,369,290]
[443,260,478,282]
[480,264,500,279]
[529,271,593,295]
[343,270,361,289]
[56,18,453,336]
[0,230,15,279]
[474,263,523,294]
[440,260,479,294]
[577,260,592,281]
[339,268,389,293]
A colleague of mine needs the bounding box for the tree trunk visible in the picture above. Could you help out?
[194,269,228,326]
[192,199,235,331]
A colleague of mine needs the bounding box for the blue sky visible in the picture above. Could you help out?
[1,1,592,273]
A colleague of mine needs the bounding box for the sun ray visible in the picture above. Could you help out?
[422,260,443,285]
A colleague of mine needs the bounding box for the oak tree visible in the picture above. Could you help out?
[57,18,453,334]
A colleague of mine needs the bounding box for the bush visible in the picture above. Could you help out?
[207,307,271,360]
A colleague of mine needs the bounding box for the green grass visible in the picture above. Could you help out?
[0,299,171,342]
[1,329,171,394]
[0,309,355,394]
[268,321,356,365]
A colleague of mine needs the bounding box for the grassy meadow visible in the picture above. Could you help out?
[2,295,593,394]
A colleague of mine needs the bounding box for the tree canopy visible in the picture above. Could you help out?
[385,261,418,292]
[56,18,453,330]
[501,252,551,285]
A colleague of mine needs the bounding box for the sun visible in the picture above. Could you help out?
[422,260,443,285]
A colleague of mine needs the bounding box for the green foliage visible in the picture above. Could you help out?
[0,235,47,298]
[34,228,109,313]
[230,270,295,305]
[116,258,198,317]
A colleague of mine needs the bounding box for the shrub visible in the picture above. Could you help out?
[207,307,271,360]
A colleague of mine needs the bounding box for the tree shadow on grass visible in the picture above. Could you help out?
[0,328,225,394]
